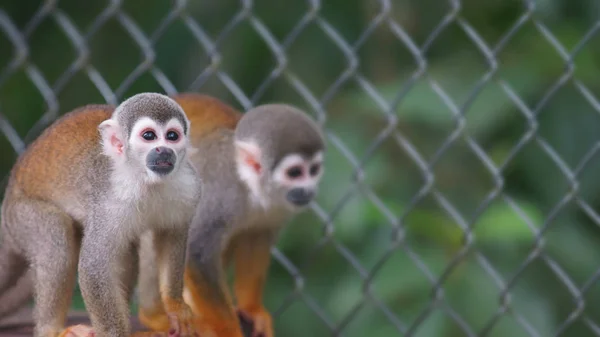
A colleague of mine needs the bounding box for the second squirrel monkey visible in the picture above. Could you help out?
[136,93,326,337]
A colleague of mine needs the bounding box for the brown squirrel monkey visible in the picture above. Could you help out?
[0,93,202,337]
[136,93,326,337]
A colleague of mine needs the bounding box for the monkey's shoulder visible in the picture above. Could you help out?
[9,104,115,200]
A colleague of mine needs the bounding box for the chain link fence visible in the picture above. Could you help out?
[1,1,600,336]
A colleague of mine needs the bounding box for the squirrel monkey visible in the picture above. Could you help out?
[136,93,326,337]
[0,93,201,337]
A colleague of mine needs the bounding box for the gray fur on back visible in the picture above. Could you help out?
[191,129,247,221]
[234,104,325,171]
[187,129,248,263]
[114,93,189,137]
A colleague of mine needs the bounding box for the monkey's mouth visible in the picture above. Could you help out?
[147,160,175,175]
[153,160,173,167]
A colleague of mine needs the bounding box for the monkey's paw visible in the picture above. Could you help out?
[138,308,171,332]
[191,316,244,337]
[58,324,95,337]
[237,307,274,337]
[165,303,200,337]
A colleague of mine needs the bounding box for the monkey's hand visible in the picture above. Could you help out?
[188,311,245,337]
[164,299,199,337]
[57,324,95,337]
[138,307,171,332]
[236,307,274,337]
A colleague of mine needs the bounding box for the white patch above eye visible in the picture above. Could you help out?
[273,153,315,187]
[272,153,324,189]
[130,117,160,139]
[308,150,325,179]
[311,151,324,165]
[272,154,305,184]
[164,118,185,136]
[129,117,187,149]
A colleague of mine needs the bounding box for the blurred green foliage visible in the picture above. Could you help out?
[1,0,600,336]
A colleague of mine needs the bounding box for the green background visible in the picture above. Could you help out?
[1,0,600,336]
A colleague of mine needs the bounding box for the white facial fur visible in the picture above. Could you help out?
[235,139,324,211]
[130,117,188,179]
[98,115,200,239]
[101,116,189,183]
[272,152,324,189]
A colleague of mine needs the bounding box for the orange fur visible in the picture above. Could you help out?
[138,308,171,333]
[10,106,114,201]
[182,268,243,337]
[231,232,275,337]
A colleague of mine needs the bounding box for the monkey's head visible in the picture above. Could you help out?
[234,104,325,212]
[98,92,193,182]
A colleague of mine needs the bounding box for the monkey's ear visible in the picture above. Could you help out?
[234,140,262,176]
[98,119,125,159]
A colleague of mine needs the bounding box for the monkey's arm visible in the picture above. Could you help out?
[76,224,133,337]
[183,218,245,337]
[153,229,197,337]
[76,218,183,337]
[137,232,169,332]
[231,230,278,337]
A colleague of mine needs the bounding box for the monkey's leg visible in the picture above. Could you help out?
[137,232,170,332]
[182,266,244,337]
[5,200,81,337]
[182,228,245,337]
[231,231,277,337]
[76,231,167,337]
[77,223,135,337]
[121,242,140,304]
[153,229,199,337]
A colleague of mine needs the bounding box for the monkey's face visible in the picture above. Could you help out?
[128,117,189,179]
[270,151,324,212]
[235,139,324,212]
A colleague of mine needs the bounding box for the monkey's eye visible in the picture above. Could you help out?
[142,131,157,141]
[166,131,179,141]
[309,163,321,176]
[286,166,303,179]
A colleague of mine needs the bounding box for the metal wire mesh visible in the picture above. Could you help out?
[1,0,600,336]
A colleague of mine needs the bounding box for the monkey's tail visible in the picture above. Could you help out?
[0,240,30,318]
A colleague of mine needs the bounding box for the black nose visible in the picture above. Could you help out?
[286,188,314,206]
[146,146,176,175]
